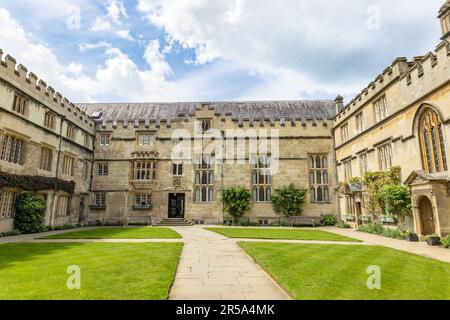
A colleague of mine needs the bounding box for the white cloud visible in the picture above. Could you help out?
[0,8,240,103]
[79,41,112,53]
[137,0,443,98]
[91,0,134,41]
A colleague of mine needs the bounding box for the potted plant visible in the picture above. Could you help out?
[404,230,419,242]
[425,234,441,246]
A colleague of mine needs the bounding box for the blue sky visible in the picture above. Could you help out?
[0,0,445,103]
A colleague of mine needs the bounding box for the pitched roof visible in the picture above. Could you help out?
[77,100,336,122]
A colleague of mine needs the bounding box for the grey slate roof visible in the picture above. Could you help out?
[77,100,336,122]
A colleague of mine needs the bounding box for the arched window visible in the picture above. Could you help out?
[419,109,448,173]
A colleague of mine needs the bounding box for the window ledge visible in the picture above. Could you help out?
[90,205,106,210]
[132,205,153,210]
[310,201,332,204]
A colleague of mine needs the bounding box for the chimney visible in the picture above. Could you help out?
[335,95,344,114]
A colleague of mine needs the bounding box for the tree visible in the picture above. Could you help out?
[222,187,252,225]
[271,184,307,226]
[377,184,412,224]
[14,193,47,234]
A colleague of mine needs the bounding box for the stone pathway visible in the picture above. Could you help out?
[321,227,450,263]
[169,226,291,300]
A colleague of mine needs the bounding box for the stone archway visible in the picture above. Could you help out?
[418,196,436,235]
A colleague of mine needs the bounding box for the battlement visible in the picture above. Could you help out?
[334,38,450,126]
[78,100,336,131]
[0,49,95,132]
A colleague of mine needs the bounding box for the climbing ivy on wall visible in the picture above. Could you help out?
[362,166,402,216]
[0,172,75,194]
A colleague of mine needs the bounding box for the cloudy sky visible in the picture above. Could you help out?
[0,0,444,103]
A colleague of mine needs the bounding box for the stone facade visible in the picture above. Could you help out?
[333,1,450,236]
[79,101,337,225]
[1,1,449,234]
[0,56,338,230]
[0,52,95,233]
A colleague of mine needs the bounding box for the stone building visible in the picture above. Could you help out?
[0,55,338,230]
[333,0,450,237]
[0,52,95,233]
[77,101,337,225]
[1,0,449,235]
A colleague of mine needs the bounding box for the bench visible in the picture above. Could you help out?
[256,216,322,227]
[124,215,152,227]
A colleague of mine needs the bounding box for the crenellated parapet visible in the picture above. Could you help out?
[334,37,450,127]
[78,100,336,131]
[0,49,95,133]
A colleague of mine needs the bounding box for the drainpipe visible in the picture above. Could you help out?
[86,124,97,226]
[331,126,342,220]
[221,130,225,224]
[49,115,65,227]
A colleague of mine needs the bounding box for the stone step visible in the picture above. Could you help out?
[156,218,193,227]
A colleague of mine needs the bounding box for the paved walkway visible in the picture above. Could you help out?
[321,227,450,263]
[169,226,290,300]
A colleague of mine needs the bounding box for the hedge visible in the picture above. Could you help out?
[0,172,75,194]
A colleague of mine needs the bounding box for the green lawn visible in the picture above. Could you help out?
[0,243,182,300]
[206,227,359,242]
[240,243,450,300]
[41,227,181,239]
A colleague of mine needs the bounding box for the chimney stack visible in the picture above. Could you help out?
[335,95,344,114]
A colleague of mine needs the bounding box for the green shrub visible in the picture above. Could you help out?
[271,184,307,225]
[441,236,450,249]
[240,218,259,227]
[222,187,252,225]
[377,184,412,223]
[358,223,385,235]
[14,193,47,234]
[382,228,404,239]
[322,214,338,226]
[0,230,22,237]
[335,220,351,229]
[358,223,405,240]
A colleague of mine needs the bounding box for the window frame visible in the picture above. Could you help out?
[0,134,25,165]
[194,156,215,203]
[172,162,183,176]
[309,154,330,203]
[12,93,28,116]
[359,152,368,176]
[93,193,106,207]
[343,159,353,181]
[137,133,155,146]
[0,191,16,219]
[377,143,393,172]
[39,146,53,172]
[134,193,152,207]
[99,133,111,146]
[131,160,157,181]
[97,163,109,176]
[355,112,364,134]
[341,123,349,143]
[251,155,272,203]
[374,95,388,123]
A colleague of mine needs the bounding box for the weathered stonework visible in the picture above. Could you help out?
[333,1,450,236]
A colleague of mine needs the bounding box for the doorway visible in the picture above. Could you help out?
[78,201,85,224]
[419,197,435,235]
[168,193,185,218]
